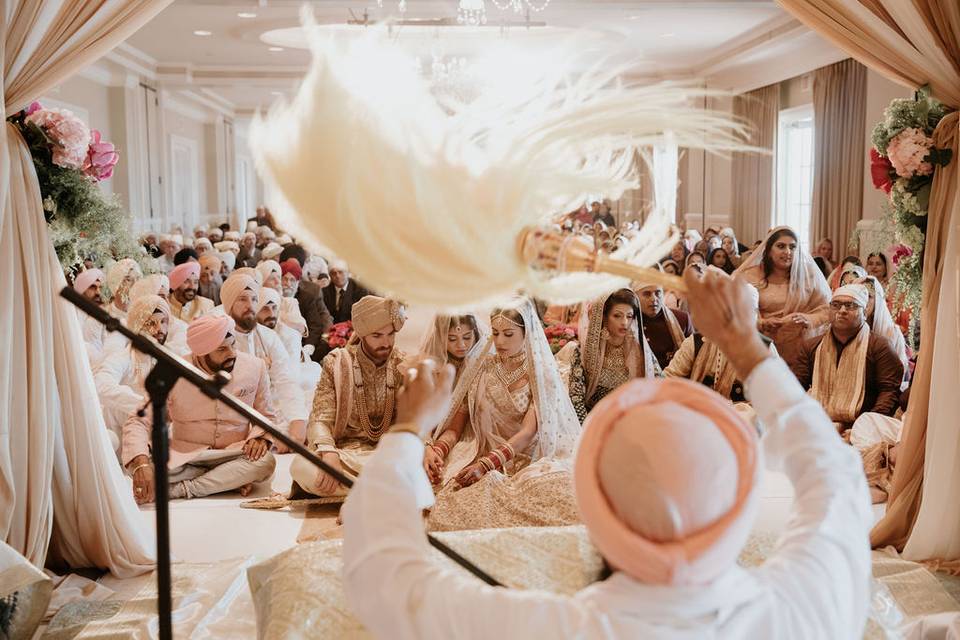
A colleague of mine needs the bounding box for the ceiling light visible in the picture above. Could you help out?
[271,91,283,96]
[237,12,257,18]
[193,30,212,36]
[268,46,284,52]
[660,32,675,38]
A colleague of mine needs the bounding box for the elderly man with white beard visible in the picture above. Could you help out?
[94,294,171,451]
[220,273,308,448]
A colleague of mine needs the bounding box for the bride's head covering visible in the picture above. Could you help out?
[578,288,657,400]
[575,377,759,586]
[856,276,908,370]
[734,225,830,315]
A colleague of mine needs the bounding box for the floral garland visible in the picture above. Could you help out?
[323,320,354,349]
[868,87,951,346]
[7,102,144,273]
[544,323,577,354]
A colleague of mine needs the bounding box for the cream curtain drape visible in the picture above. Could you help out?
[731,83,779,245]
[811,58,867,254]
[1,0,171,577]
[776,0,960,562]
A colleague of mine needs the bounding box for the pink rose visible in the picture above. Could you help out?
[25,108,90,169]
[25,101,42,116]
[886,128,934,178]
[82,130,119,181]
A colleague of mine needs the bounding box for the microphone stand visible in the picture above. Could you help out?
[61,287,502,640]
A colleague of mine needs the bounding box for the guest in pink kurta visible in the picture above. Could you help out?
[121,315,278,504]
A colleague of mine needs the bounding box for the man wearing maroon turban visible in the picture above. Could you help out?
[121,314,279,504]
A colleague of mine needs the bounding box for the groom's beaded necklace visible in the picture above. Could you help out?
[353,346,397,441]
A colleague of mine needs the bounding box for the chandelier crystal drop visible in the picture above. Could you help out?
[457,0,487,25]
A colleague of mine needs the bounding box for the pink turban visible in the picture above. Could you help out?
[351,296,406,338]
[256,285,281,313]
[220,273,259,315]
[73,268,104,294]
[169,262,200,291]
[574,377,759,586]
[128,295,170,333]
[187,315,235,356]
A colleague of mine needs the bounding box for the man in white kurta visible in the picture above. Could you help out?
[74,268,110,367]
[220,273,307,448]
[341,268,872,640]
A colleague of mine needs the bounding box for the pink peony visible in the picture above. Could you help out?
[25,108,90,169]
[886,128,934,178]
[25,101,42,116]
[82,130,119,181]
[891,244,913,267]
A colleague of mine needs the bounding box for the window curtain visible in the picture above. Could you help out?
[731,83,779,245]
[1,0,172,578]
[811,59,867,255]
[776,0,960,563]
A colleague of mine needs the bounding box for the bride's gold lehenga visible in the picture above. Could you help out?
[426,300,582,532]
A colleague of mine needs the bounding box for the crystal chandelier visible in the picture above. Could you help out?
[458,0,552,25]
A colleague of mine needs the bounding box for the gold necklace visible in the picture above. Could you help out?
[352,349,396,441]
[495,354,527,388]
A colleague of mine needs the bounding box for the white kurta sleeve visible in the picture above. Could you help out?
[341,432,602,640]
[93,349,143,433]
[262,328,307,424]
[747,357,873,640]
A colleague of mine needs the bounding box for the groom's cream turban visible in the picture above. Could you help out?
[351,296,406,338]
[574,377,759,587]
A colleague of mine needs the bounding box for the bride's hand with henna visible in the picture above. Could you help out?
[454,462,487,489]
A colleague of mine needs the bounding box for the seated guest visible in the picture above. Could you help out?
[707,247,735,274]
[105,258,142,317]
[198,254,223,305]
[827,254,863,290]
[291,296,407,497]
[814,236,836,272]
[303,255,331,288]
[279,245,334,362]
[168,262,213,322]
[94,295,171,449]
[790,284,903,431]
[838,263,867,287]
[634,283,693,369]
[173,247,198,266]
[74,268,110,367]
[194,237,214,258]
[237,232,260,268]
[128,274,189,357]
[341,269,873,639]
[158,235,181,274]
[220,274,307,448]
[219,250,236,278]
[563,289,658,422]
[865,251,889,286]
[664,283,776,402]
[122,315,278,503]
[323,260,370,324]
[720,227,747,258]
[856,275,909,382]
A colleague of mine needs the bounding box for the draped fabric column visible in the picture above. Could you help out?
[731,83,779,245]
[1,0,171,577]
[811,59,867,255]
[776,0,960,562]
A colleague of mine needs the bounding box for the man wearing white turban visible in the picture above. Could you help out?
[74,268,112,367]
[105,258,142,318]
[219,273,308,451]
[256,285,322,408]
[94,295,172,449]
[291,295,406,497]
[121,315,278,503]
[339,268,873,640]
[790,284,904,432]
[127,274,189,357]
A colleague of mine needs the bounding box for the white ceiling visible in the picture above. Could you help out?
[123,0,843,114]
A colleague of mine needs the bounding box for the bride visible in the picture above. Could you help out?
[424,298,582,531]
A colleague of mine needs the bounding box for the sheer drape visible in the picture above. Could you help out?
[777,0,960,562]
[731,83,779,245]
[1,0,171,577]
[811,59,867,254]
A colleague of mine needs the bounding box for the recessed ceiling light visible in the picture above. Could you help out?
[193,30,212,36]
[271,91,283,96]
[660,32,675,38]
[268,46,284,52]
[237,12,257,18]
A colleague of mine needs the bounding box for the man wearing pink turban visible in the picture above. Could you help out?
[94,294,171,449]
[121,314,279,504]
[168,262,213,322]
[74,268,112,367]
[340,269,873,639]
[291,295,407,498]
[220,273,307,452]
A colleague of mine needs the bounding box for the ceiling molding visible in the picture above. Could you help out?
[103,42,158,82]
[692,14,803,77]
[161,89,212,123]
[78,61,114,87]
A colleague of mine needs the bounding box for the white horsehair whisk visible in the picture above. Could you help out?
[250,14,757,309]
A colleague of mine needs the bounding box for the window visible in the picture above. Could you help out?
[775,104,814,245]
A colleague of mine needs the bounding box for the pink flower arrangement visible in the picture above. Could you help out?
[890,244,913,267]
[544,323,577,354]
[886,127,934,178]
[82,130,119,181]
[25,107,90,170]
[324,320,353,349]
[869,148,894,194]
